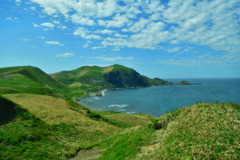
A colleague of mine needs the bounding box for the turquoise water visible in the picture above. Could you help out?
[79,79,240,117]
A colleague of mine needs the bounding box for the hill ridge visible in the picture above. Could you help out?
[51,64,173,91]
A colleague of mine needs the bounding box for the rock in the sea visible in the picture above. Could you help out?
[176,80,192,85]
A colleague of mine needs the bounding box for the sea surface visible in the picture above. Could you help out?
[79,79,240,117]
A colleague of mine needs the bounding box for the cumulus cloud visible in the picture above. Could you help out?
[6,17,18,22]
[41,22,55,29]
[45,41,63,46]
[37,36,45,39]
[71,14,95,26]
[55,53,74,57]
[15,0,21,6]
[30,0,240,58]
[74,27,101,40]
[32,23,39,27]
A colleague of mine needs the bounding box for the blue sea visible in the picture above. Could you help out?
[79,79,240,117]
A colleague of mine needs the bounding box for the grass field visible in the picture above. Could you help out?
[137,103,240,160]
[1,65,240,159]
[0,95,120,159]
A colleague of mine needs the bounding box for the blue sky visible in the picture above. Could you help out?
[0,0,240,78]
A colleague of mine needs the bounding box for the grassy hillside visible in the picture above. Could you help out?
[1,65,239,159]
[1,95,239,159]
[51,64,172,96]
[0,66,68,98]
[0,94,154,159]
[98,103,240,160]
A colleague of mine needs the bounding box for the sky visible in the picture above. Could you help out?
[0,0,240,78]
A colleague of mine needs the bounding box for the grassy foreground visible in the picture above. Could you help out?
[0,94,154,159]
[1,94,239,159]
[1,66,239,159]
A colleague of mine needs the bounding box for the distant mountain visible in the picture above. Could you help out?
[0,66,68,96]
[51,64,172,89]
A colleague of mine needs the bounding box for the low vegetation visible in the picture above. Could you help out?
[1,65,239,159]
[0,95,119,159]
[137,103,240,160]
[51,64,173,95]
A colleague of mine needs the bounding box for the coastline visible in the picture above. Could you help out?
[74,97,100,111]
[74,89,108,111]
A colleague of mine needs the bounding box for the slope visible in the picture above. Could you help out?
[1,93,155,159]
[51,64,172,96]
[0,66,68,97]
[98,103,240,160]
[0,94,116,159]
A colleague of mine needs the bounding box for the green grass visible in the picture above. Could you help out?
[111,64,133,74]
[94,111,153,126]
[1,92,240,159]
[98,126,155,160]
[87,110,136,128]
[138,103,240,160]
[1,66,240,159]
[0,66,70,98]
[0,95,119,159]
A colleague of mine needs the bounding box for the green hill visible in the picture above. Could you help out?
[98,103,240,160]
[1,65,239,159]
[0,94,154,159]
[0,66,68,97]
[51,64,172,93]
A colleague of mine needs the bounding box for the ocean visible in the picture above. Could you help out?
[79,78,240,117]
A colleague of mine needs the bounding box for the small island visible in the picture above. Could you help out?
[176,80,192,85]
[176,80,201,85]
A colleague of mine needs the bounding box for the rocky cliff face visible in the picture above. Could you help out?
[103,70,151,88]
[51,64,173,89]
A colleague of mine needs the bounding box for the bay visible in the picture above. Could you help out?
[79,78,240,117]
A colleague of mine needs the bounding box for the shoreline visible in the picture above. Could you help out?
[74,89,108,111]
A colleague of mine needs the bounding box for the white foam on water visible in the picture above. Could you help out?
[108,104,129,108]
[101,89,107,96]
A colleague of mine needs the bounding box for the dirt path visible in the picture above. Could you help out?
[69,148,105,160]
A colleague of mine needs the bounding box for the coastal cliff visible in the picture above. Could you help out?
[51,64,173,90]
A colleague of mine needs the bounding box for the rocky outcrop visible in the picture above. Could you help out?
[176,80,192,85]
[103,70,151,88]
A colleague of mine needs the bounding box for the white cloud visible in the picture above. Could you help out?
[30,0,118,18]
[37,36,45,39]
[156,52,240,67]
[30,0,240,60]
[71,14,95,26]
[92,56,134,62]
[74,27,101,40]
[15,0,21,6]
[45,41,63,46]
[55,53,74,57]
[98,13,130,28]
[20,38,31,42]
[61,26,67,30]
[41,22,55,29]
[32,23,39,27]
[30,6,36,11]
[126,18,149,33]
[6,17,18,22]
[94,29,115,35]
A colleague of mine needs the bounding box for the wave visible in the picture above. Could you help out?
[102,89,108,96]
[108,104,129,108]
